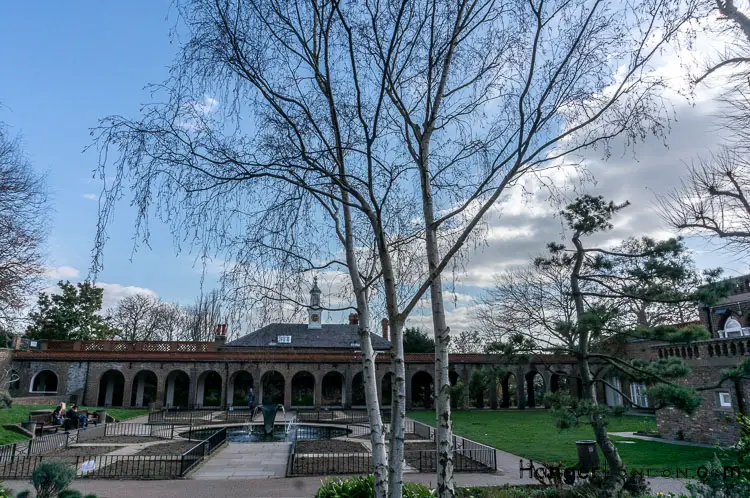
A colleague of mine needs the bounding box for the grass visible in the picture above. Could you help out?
[0,404,149,445]
[408,409,735,472]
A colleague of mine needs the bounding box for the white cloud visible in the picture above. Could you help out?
[95,283,158,310]
[44,266,81,280]
[81,193,97,201]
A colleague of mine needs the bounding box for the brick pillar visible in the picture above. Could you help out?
[515,368,525,409]
[489,377,498,409]
[121,373,134,408]
[461,369,470,409]
[283,372,292,409]
[315,374,323,409]
[219,372,227,409]
[405,371,412,410]
[187,367,197,408]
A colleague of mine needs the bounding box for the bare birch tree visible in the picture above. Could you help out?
[90,1,702,495]
[0,120,48,341]
[372,0,702,493]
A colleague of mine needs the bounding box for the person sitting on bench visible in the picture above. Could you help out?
[66,405,88,430]
[52,403,66,425]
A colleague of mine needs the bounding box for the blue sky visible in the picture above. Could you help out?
[0,2,217,307]
[0,2,745,330]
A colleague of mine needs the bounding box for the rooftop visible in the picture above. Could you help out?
[222,323,392,350]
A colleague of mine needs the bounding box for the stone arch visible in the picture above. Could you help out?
[550,371,571,394]
[525,371,545,407]
[291,371,315,407]
[449,370,460,386]
[381,372,393,406]
[30,370,58,393]
[351,372,366,406]
[196,370,222,407]
[411,370,434,409]
[500,372,517,408]
[322,371,345,407]
[229,371,254,406]
[97,369,125,407]
[164,370,190,408]
[260,370,285,405]
[130,370,158,407]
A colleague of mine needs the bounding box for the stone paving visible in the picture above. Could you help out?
[190,442,292,480]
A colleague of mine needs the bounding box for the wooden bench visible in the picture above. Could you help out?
[29,413,62,435]
[62,410,101,430]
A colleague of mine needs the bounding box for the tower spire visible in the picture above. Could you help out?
[308,277,322,329]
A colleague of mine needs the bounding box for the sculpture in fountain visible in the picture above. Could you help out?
[253,397,285,436]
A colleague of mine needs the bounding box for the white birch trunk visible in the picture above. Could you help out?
[354,301,388,497]
[387,319,406,498]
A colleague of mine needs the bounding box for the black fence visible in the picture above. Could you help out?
[404,449,496,472]
[289,450,372,476]
[296,409,390,425]
[0,424,227,479]
[148,408,254,425]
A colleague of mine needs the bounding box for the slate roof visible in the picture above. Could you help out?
[223,323,392,350]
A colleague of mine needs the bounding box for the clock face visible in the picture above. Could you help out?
[311,314,320,322]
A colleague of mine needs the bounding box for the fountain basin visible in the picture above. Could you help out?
[183,424,351,442]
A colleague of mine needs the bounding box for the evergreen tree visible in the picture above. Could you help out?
[403,327,436,354]
[26,281,117,341]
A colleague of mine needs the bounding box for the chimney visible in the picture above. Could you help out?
[381,318,389,341]
[214,323,227,346]
[349,313,359,325]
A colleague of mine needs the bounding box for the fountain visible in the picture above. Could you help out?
[252,398,285,436]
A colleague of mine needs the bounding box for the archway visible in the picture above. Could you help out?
[449,370,460,386]
[381,373,393,406]
[411,371,434,409]
[165,370,190,407]
[550,371,570,394]
[291,371,315,407]
[230,371,254,406]
[197,371,222,407]
[525,371,545,407]
[261,371,285,405]
[500,373,517,408]
[351,372,366,406]
[130,370,158,407]
[97,370,125,407]
[31,370,58,393]
[322,372,344,407]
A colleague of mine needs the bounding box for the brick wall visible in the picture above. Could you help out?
[656,364,749,447]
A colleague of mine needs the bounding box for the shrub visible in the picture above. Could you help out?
[315,476,432,498]
[30,461,76,498]
[0,392,12,409]
[448,382,465,410]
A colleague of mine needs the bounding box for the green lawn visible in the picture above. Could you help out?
[408,410,734,472]
[0,404,149,445]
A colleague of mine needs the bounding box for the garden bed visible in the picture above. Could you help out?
[296,439,367,454]
[82,435,165,444]
[47,445,123,457]
[135,440,199,456]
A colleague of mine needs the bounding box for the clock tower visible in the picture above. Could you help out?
[308,277,322,329]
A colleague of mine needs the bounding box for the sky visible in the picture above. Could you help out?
[0,2,746,335]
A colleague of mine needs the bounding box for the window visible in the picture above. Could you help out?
[717,392,733,408]
[629,382,648,408]
[277,335,292,344]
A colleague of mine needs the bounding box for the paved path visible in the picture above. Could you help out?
[2,474,691,497]
[190,442,291,479]
[610,432,718,448]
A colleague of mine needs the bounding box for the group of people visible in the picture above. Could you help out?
[51,403,89,430]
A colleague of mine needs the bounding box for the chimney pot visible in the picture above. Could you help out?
[381,318,389,341]
[349,313,359,325]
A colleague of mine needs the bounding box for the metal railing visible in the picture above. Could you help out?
[404,448,496,472]
[296,409,390,425]
[148,408,254,425]
[0,424,227,479]
[289,451,372,476]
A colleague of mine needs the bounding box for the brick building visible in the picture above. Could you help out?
[7,281,577,412]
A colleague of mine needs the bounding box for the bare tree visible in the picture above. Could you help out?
[660,148,750,255]
[90,1,702,495]
[659,2,750,255]
[0,120,48,341]
[375,0,702,492]
[108,293,162,341]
